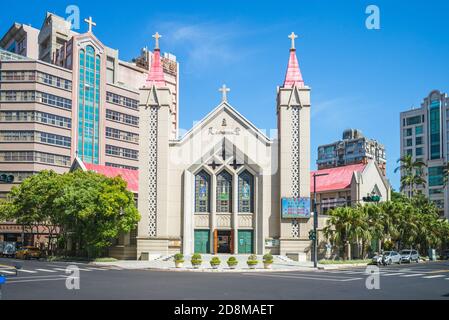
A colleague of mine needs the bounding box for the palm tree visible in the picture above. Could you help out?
[395,155,426,198]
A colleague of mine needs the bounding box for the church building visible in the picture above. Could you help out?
[137,33,315,260]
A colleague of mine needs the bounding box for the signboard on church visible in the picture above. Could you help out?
[281,197,311,219]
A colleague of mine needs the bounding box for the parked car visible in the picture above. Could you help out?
[15,246,42,260]
[382,251,402,265]
[440,250,449,260]
[400,249,420,263]
[371,253,384,265]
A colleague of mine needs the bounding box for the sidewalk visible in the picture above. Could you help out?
[92,254,317,273]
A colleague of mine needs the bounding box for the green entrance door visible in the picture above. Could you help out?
[194,230,210,254]
[238,230,253,254]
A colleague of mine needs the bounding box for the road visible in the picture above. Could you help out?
[0,257,448,300]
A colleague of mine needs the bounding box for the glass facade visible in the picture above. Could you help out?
[77,46,100,164]
[429,100,441,160]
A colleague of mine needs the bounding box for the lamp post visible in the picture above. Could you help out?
[312,172,329,268]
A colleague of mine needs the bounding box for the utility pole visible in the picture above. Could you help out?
[312,172,329,268]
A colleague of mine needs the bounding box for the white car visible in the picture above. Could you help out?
[382,251,402,265]
[400,249,419,263]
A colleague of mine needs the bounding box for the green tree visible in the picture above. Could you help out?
[394,155,426,198]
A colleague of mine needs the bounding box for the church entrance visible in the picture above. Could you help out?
[214,230,233,254]
[194,230,210,254]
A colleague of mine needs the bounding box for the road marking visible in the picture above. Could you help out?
[382,273,405,276]
[0,270,16,274]
[242,273,362,282]
[85,267,106,271]
[422,275,446,279]
[35,268,57,273]
[400,273,425,277]
[18,269,37,274]
[7,277,69,284]
[52,268,68,272]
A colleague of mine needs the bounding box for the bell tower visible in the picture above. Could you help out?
[137,33,173,258]
[277,32,312,260]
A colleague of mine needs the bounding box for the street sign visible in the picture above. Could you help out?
[281,197,311,218]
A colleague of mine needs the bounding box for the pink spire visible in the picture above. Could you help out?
[145,32,165,87]
[145,49,165,87]
[283,49,304,88]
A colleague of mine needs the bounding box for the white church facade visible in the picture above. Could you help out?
[136,33,316,260]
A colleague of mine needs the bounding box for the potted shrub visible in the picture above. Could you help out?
[247,254,258,269]
[227,256,238,269]
[210,256,221,269]
[263,253,273,269]
[174,253,184,268]
[191,253,202,269]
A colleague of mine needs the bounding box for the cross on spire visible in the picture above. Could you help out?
[84,16,96,33]
[288,32,298,50]
[219,84,230,102]
[152,32,162,50]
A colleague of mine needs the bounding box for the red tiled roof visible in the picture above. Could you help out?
[310,163,366,193]
[83,163,138,193]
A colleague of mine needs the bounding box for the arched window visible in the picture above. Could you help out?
[195,170,210,212]
[238,170,254,213]
[216,170,232,212]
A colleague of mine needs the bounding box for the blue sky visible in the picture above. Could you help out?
[2,0,449,190]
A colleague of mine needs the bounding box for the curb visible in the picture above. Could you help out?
[140,267,316,273]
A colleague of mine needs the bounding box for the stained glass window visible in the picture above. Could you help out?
[238,170,254,213]
[195,170,210,212]
[216,170,232,213]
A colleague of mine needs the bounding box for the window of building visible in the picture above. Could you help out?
[415,136,423,146]
[238,170,254,213]
[106,57,115,84]
[105,162,138,171]
[406,138,413,147]
[105,144,138,160]
[415,147,423,157]
[195,170,210,213]
[404,128,412,137]
[106,109,139,126]
[406,115,422,126]
[428,166,444,187]
[406,149,413,156]
[415,125,423,135]
[106,92,138,110]
[216,170,232,213]
[105,127,139,144]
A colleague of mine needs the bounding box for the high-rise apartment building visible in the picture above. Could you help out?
[0,12,179,199]
[400,90,449,218]
[317,129,387,175]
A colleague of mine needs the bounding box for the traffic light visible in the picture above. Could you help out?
[308,230,316,241]
[0,174,14,184]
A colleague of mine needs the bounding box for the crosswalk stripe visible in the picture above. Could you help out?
[18,269,37,274]
[35,268,57,273]
[0,270,16,274]
[85,267,106,271]
[400,273,424,277]
[382,273,405,276]
[422,275,446,279]
[52,268,68,272]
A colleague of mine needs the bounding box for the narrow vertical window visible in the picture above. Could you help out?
[238,170,254,213]
[216,170,232,213]
[195,170,210,212]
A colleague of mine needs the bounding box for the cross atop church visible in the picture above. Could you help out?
[288,32,298,50]
[152,32,162,50]
[219,84,230,102]
[84,16,96,33]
